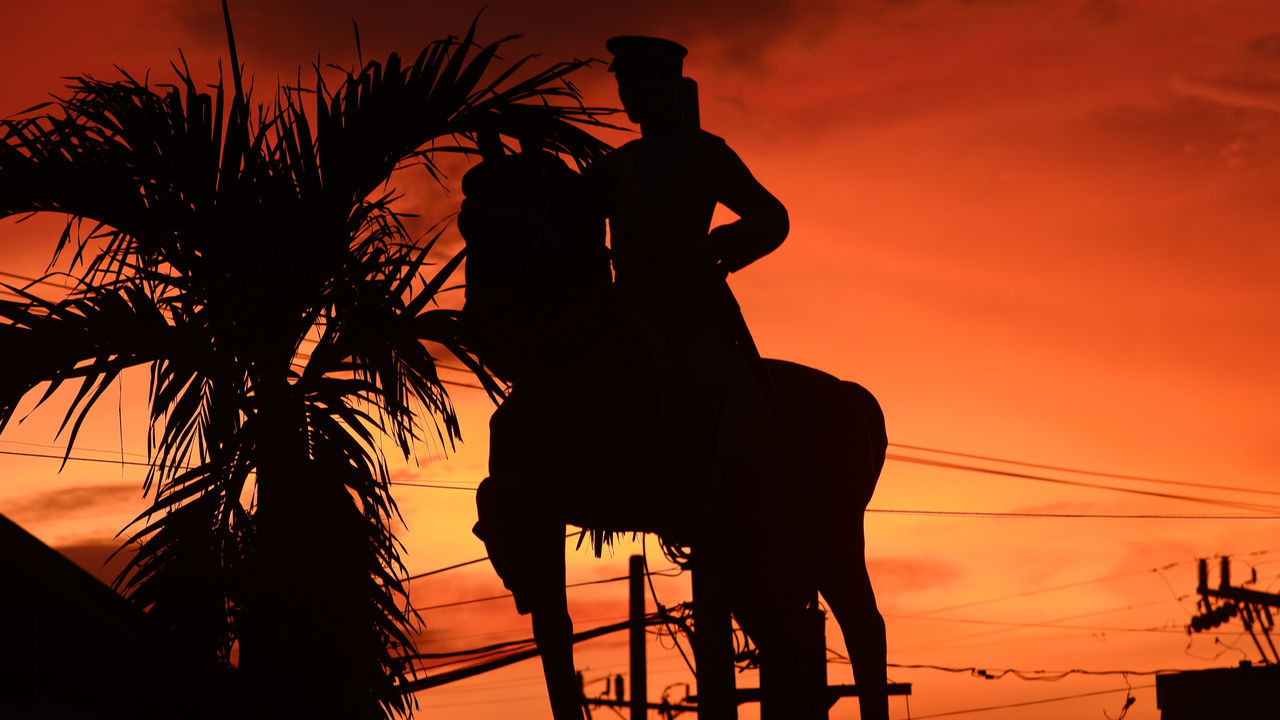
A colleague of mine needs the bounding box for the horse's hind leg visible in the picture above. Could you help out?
[820,516,888,720]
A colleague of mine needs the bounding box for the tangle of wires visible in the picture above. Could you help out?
[651,537,763,672]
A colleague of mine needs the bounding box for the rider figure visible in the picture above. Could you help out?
[590,37,863,719]
[585,36,789,538]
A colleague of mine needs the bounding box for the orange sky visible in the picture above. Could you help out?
[3,1,1280,719]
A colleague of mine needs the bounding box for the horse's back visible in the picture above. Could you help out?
[763,359,886,510]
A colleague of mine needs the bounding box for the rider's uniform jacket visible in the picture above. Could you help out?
[584,127,789,464]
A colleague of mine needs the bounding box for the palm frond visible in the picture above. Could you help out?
[0,16,612,718]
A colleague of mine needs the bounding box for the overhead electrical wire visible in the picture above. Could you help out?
[413,571,683,613]
[400,530,602,582]
[885,453,1280,514]
[908,562,1185,617]
[866,508,1280,520]
[389,480,479,491]
[886,662,1210,679]
[403,555,494,581]
[886,596,1191,642]
[7,442,1274,519]
[0,269,77,291]
[902,683,1156,720]
[889,441,1280,498]
[0,447,160,469]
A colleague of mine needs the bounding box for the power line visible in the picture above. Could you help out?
[414,567,684,612]
[400,531,590,582]
[389,480,479,491]
[0,447,158,469]
[886,595,1189,648]
[8,443,1277,522]
[0,446,483,485]
[887,617,1196,648]
[388,459,1280,519]
[0,269,76,291]
[388,481,1280,519]
[0,438,149,459]
[886,662,1207,679]
[890,441,1280,498]
[412,611,634,649]
[885,453,1280,514]
[908,562,1185,617]
[867,508,1280,520]
[414,574,629,612]
[415,693,549,710]
[903,683,1155,719]
[403,613,672,692]
[403,555,492,582]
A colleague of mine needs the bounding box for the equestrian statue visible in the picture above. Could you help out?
[461,36,890,720]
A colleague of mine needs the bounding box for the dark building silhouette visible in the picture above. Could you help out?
[0,514,225,719]
[1156,663,1280,719]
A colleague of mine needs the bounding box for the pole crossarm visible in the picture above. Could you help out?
[583,697,700,714]
[1196,558,1280,608]
[721,684,914,704]
[1199,585,1280,608]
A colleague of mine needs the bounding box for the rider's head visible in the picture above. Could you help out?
[606,36,686,128]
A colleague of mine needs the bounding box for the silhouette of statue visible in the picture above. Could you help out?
[465,36,889,720]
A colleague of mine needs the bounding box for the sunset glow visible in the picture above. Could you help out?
[3,2,1279,719]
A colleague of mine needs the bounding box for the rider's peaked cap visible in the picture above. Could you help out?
[606,36,687,75]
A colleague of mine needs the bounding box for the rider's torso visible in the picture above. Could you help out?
[589,130,729,321]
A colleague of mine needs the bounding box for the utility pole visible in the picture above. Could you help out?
[631,554,648,720]
[690,549,736,720]
[1190,557,1280,663]
[1157,556,1280,718]
[583,553,911,719]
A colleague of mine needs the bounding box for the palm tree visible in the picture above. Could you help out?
[0,8,611,718]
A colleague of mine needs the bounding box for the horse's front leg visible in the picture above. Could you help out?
[475,477,586,720]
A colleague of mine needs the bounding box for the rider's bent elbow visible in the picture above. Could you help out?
[769,199,790,254]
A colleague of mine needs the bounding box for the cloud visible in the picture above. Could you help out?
[1172,73,1280,115]
[1078,0,1129,25]
[0,482,140,524]
[172,0,835,75]
[867,555,960,594]
[1247,31,1280,61]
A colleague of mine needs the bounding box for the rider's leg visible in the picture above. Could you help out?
[474,477,586,720]
[528,522,585,720]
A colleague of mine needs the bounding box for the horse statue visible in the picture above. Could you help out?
[459,147,890,720]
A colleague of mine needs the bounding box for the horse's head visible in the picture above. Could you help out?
[458,150,610,383]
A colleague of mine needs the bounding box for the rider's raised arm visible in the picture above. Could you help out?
[705,141,789,274]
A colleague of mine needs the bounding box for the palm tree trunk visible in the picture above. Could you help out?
[238,374,384,719]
